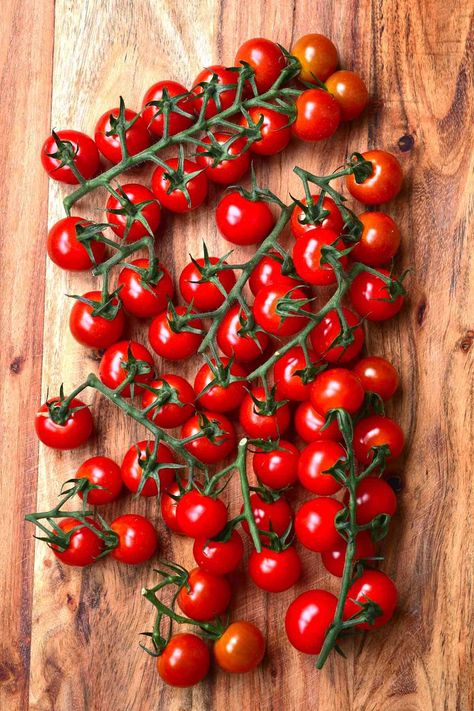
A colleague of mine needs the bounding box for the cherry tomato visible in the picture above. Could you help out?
[196,133,250,184]
[110,514,158,564]
[290,194,344,238]
[346,150,403,205]
[216,305,269,362]
[41,130,100,184]
[293,89,341,142]
[239,106,291,155]
[76,456,122,505]
[216,191,275,246]
[249,546,302,592]
[152,157,208,213]
[142,80,195,138]
[117,258,174,318]
[249,252,302,296]
[157,633,210,687]
[214,621,265,673]
[177,568,232,621]
[295,497,344,552]
[343,570,397,629]
[349,267,404,321]
[141,374,195,428]
[98,340,155,396]
[252,277,310,337]
[292,227,348,285]
[253,440,299,489]
[343,476,398,525]
[161,481,186,534]
[325,70,369,121]
[239,386,291,439]
[179,257,236,311]
[52,517,104,567]
[298,440,346,495]
[291,34,338,83]
[310,367,365,415]
[94,107,150,164]
[148,306,203,360]
[309,307,364,363]
[285,589,338,654]
[35,397,93,450]
[353,355,399,400]
[176,490,228,538]
[235,37,286,92]
[180,411,236,464]
[353,415,404,464]
[241,493,292,540]
[274,346,319,402]
[106,183,161,242]
[47,217,106,271]
[294,400,342,443]
[193,530,244,575]
[69,290,125,349]
[321,530,376,577]
[121,440,176,497]
[194,358,247,412]
[192,65,237,118]
[351,212,401,266]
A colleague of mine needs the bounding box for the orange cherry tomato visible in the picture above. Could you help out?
[214,621,265,673]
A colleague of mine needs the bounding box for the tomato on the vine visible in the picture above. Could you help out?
[343,476,398,524]
[214,621,265,673]
[239,386,291,439]
[148,306,203,360]
[120,440,176,497]
[294,400,342,443]
[151,157,208,213]
[69,291,125,349]
[310,367,365,415]
[216,191,275,246]
[349,267,404,321]
[35,397,93,450]
[192,65,237,118]
[52,517,104,567]
[47,217,106,271]
[216,305,269,362]
[141,374,195,428]
[252,440,299,489]
[76,456,123,505]
[292,89,341,142]
[41,130,100,184]
[351,211,401,266]
[194,358,247,412]
[343,570,397,629]
[290,194,344,238]
[309,307,364,363]
[353,355,399,400]
[239,106,291,155]
[157,633,210,687]
[234,37,286,92]
[353,415,404,463]
[292,227,348,285]
[106,183,161,242]
[249,252,302,295]
[346,150,403,205]
[295,496,344,552]
[298,440,346,495]
[248,546,302,592]
[321,530,376,577]
[325,70,369,121]
[180,411,236,464]
[252,277,310,337]
[285,589,338,654]
[291,34,339,83]
[274,346,319,402]
[193,530,244,575]
[94,107,150,164]
[110,514,158,564]
[117,259,174,319]
[176,490,228,538]
[196,133,250,184]
[142,80,195,138]
[98,340,155,396]
[179,257,236,311]
[241,493,292,540]
[177,567,232,621]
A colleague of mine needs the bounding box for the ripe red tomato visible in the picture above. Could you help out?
[343,570,397,629]
[295,496,344,552]
[309,307,364,363]
[180,411,236,464]
[106,183,161,242]
[120,440,176,497]
[252,277,310,337]
[346,150,403,205]
[98,340,155,396]
[192,65,237,118]
[235,37,286,92]
[248,546,302,593]
[151,157,208,213]
[310,367,365,415]
[285,589,338,654]
[142,80,195,138]
[294,400,342,443]
[110,514,158,564]
[194,358,247,412]
[177,568,232,621]
[353,355,399,400]
[69,290,125,349]
[161,481,186,534]
[298,440,346,495]
[214,621,265,673]
[239,387,291,439]
[47,217,106,270]
[292,227,348,285]
[321,530,376,577]
[274,346,319,402]
[141,374,195,428]
[216,191,275,245]
[157,633,210,687]
[290,194,344,238]
[216,305,269,362]
[293,89,341,142]
[196,133,250,184]
[351,212,401,266]
[52,517,104,567]
[343,476,398,525]
[193,530,244,575]
[176,490,228,538]
[179,257,236,311]
[353,415,404,464]
[325,70,369,121]
[253,440,299,489]
[41,130,100,184]
[117,259,174,319]
[241,493,292,540]
[35,397,93,450]
[239,106,291,155]
[76,456,122,505]
[249,252,301,295]
[148,306,203,360]
[349,267,404,321]
[94,107,150,164]
[291,34,339,83]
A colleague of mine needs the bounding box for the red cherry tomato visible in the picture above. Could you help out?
[196,132,250,184]
[47,217,106,270]
[192,65,237,118]
[110,514,158,564]
[252,277,310,337]
[179,257,236,311]
[216,191,275,246]
[274,346,319,402]
[141,374,195,428]
[194,358,247,412]
[295,497,344,552]
[353,415,404,464]
[35,397,93,450]
[241,493,293,540]
[349,267,404,321]
[157,633,210,687]
[298,440,346,495]
[235,37,286,92]
[239,106,291,155]
[161,481,186,534]
[41,130,100,184]
[343,476,398,525]
[292,89,341,142]
[248,546,302,593]
[142,80,195,138]
[52,517,104,567]
[151,158,208,213]
[325,70,369,121]
[69,290,125,349]
[351,211,401,266]
[106,183,161,242]
[253,440,299,489]
[285,589,338,654]
[120,440,176,497]
[353,356,399,400]
[94,107,150,164]
[310,367,365,415]
[290,194,344,238]
[214,621,265,673]
[291,34,339,83]
[309,307,364,363]
[117,259,174,319]
[176,490,228,538]
[294,400,342,443]
[98,340,155,396]
[180,411,236,464]
[177,568,232,621]
[148,306,203,360]
[216,305,269,362]
[193,530,244,575]
[321,530,376,577]
[346,150,403,205]
[343,570,397,629]
[239,386,291,440]
[76,456,122,505]
[249,252,302,295]
[292,227,348,285]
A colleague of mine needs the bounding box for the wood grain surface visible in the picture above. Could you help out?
[1,0,473,709]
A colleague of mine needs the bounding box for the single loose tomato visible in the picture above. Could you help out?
[241,493,293,540]
[253,440,299,489]
[252,277,310,337]
[76,456,122,505]
[292,227,348,285]
[309,307,364,364]
[249,546,302,592]
[161,481,186,534]
[110,514,158,564]
[177,568,232,621]
[117,259,174,319]
[180,411,236,464]
[216,191,275,246]
[343,570,397,629]
[346,150,403,205]
[121,440,176,497]
[353,355,399,400]
[148,306,203,361]
[157,633,210,687]
[291,34,338,83]
[293,89,341,142]
[35,397,93,450]
[106,183,161,242]
[343,476,398,525]
[290,194,344,238]
[69,290,125,349]
[194,358,247,412]
[94,107,150,164]
[179,257,236,311]
[298,440,346,495]
[351,212,401,267]
[151,157,208,213]
[274,346,319,402]
[47,217,106,270]
[353,415,404,464]
[142,374,195,428]
[294,400,342,443]
[321,530,376,577]
[41,130,100,184]
[142,80,195,138]
[196,133,250,184]
[192,65,237,118]
[235,37,286,92]
[214,621,265,673]
[349,267,404,321]
[98,340,155,396]
[216,305,269,362]
[325,70,369,121]
[52,517,104,567]
[249,252,302,296]
[295,497,344,552]
[285,589,338,654]
[239,387,291,440]
[310,367,365,415]
[239,106,291,155]
[176,490,228,539]
[193,530,244,575]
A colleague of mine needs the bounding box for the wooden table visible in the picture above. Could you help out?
[1,1,473,709]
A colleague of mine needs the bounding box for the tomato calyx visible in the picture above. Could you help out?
[247,384,288,418]
[46,129,85,183]
[106,184,158,240]
[347,152,375,184]
[144,85,195,136]
[141,378,192,416]
[68,287,123,320]
[166,301,204,336]
[103,96,141,141]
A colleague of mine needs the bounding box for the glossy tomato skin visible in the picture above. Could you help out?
[216,192,275,246]
[76,456,122,505]
[309,307,364,364]
[94,107,150,163]
[291,34,338,83]
[148,307,203,360]
[152,158,208,213]
[293,89,341,142]
[351,212,401,266]
[176,490,228,538]
[110,514,158,564]
[47,217,106,270]
[98,340,155,396]
[177,568,232,621]
[192,65,237,118]
[216,305,269,362]
[157,633,210,687]
[142,375,195,428]
[196,133,250,184]
[142,80,195,138]
[179,257,236,311]
[295,497,344,552]
[294,401,342,443]
[235,37,286,92]
[180,411,236,465]
[106,183,161,242]
[353,355,399,400]
[214,621,265,673]
[346,150,403,205]
[321,530,376,577]
[52,517,104,567]
[194,358,247,412]
[193,530,244,575]
[274,346,319,402]
[248,546,302,593]
[343,476,397,525]
[292,227,347,285]
[249,252,302,296]
[310,367,365,415]
[41,130,100,184]
[253,440,299,489]
[239,106,291,155]
[298,440,346,495]
[325,70,369,121]
[69,290,125,349]
[35,398,93,450]
[120,440,176,497]
[343,570,397,629]
[349,267,404,321]
[252,277,310,337]
[239,386,291,440]
[290,194,344,238]
[285,589,338,654]
[117,259,174,318]
[161,481,186,534]
[353,415,404,464]
[241,493,293,540]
